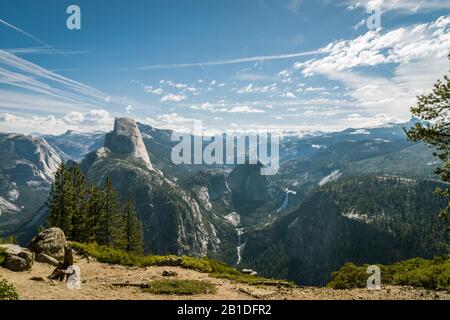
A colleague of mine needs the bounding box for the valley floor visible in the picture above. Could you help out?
[1,256,449,300]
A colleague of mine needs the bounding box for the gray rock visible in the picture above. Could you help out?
[162,270,178,277]
[87,256,97,263]
[241,268,258,276]
[28,227,67,262]
[104,118,154,171]
[242,268,252,273]
[35,252,60,266]
[0,244,34,271]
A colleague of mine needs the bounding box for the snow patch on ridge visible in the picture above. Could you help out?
[319,170,342,187]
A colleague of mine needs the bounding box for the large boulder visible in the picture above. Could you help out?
[0,244,35,271]
[35,253,60,267]
[28,227,67,262]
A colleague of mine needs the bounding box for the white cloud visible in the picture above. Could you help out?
[236,83,254,94]
[234,83,278,94]
[293,14,450,118]
[190,102,219,111]
[184,86,198,93]
[284,92,297,99]
[126,105,134,114]
[233,71,270,81]
[0,109,114,134]
[302,86,327,93]
[345,0,450,13]
[285,0,303,14]
[145,87,163,95]
[353,19,366,30]
[297,16,450,76]
[175,83,187,89]
[278,69,291,78]
[0,90,95,115]
[160,93,187,103]
[220,106,266,113]
[344,112,402,127]
[144,113,200,133]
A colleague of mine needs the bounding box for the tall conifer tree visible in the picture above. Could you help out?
[116,200,143,254]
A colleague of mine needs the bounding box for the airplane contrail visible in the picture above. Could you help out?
[0,18,68,57]
[136,49,322,70]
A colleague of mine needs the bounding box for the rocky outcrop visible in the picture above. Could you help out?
[35,253,60,267]
[0,133,62,244]
[0,133,61,183]
[0,244,34,271]
[28,227,67,262]
[104,118,154,171]
[207,173,231,201]
[0,133,61,218]
[227,162,272,214]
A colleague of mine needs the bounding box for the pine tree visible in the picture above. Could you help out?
[47,168,144,249]
[97,177,120,246]
[116,199,143,254]
[68,164,87,241]
[47,163,73,235]
[406,54,450,224]
[81,185,104,243]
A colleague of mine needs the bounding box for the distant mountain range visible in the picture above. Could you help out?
[0,117,447,284]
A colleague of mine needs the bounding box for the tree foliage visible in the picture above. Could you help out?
[328,256,450,291]
[406,54,450,223]
[115,200,143,254]
[0,278,18,300]
[46,163,143,251]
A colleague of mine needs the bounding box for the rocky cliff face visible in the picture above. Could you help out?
[227,162,272,214]
[0,133,61,183]
[104,118,154,171]
[81,118,234,259]
[0,133,62,242]
[0,133,61,217]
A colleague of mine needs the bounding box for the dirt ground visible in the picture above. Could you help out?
[1,255,449,300]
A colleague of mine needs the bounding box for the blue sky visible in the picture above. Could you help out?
[0,0,449,134]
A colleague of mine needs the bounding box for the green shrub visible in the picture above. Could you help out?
[180,256,213,273]
[143,279,216,295]
[207,259,294,286]
[0,236,17,245]
[328,263,368,289]
[328,255,450,291]
[71,242,294,287]
[71,242,143,266]
[0,248,5,265]
[0,278,19,300]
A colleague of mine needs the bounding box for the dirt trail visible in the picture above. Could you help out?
[1,255,449,300]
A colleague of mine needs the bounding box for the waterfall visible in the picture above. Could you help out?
[236,227,245,266]
[277,188,297,212]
